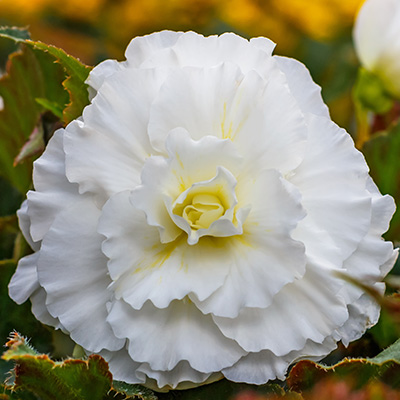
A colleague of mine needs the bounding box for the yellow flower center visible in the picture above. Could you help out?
[181,193,225,230]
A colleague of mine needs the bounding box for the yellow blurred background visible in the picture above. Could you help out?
[0,0,363,61]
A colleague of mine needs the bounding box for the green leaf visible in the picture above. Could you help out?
[35,98,64,119]
[0,27,30,42]
[362,122,400,241]
[27,40,92,123]
[0,383,38,400]
[0,27,92,193]
[2,332,112,400]
[287,338,400,393]
[369,338,400,364]
[0,43,68,193]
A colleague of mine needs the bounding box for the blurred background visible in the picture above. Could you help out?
[0,0,365,128]
[2,0,400,387]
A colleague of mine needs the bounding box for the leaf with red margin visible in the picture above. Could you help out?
[2,332,112,400]
[28,40,92,124]
[287,338,400,393]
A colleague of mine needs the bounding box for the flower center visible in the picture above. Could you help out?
[167,166,250,245]
[178,193,226,230]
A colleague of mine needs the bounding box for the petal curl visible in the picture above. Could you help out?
[9,253,40,304]
[86,59,124,99]
[125,30,184,67]
[16,200,40,251]
[337,289,383,347]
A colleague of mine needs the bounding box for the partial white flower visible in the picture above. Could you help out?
[354,0,400,98]
[9,31,397,391]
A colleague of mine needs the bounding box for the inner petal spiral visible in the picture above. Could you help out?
[181,194,225,230]
[169,166,248,245]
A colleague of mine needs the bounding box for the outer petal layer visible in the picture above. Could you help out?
[37,199,125,353]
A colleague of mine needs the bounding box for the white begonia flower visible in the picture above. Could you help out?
[354,0,400,98]
[9,31,398,391]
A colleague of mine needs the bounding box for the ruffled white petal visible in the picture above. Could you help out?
[9,253,40,304]
[290,114,371,262]
[30,286,65,331]
[136,362,222,391]
[37,199,124,353]
[125,30,184,67]
[226,66,308,175]
[148,63,245,150]
[128,31,275,75]
[107,298,246,372]
[337,289,383,347]
[101,347,222,390]
[214,263,348,355]
[222,336,338,384]
[27,129,81,242]
[99,348,145,384]
[222,350,291,384]
[274,56,330,118]
[86,59,125,100]
[64,68,167,202]
[16,200,40,251]
[149,62,307,175]
[170,32,275,74]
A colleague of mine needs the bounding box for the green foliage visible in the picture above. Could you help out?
[0,27,91,194]
[27,40,92,123]
[0,44,66,193]
[363,122,400,240]
[354,68,394,115]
